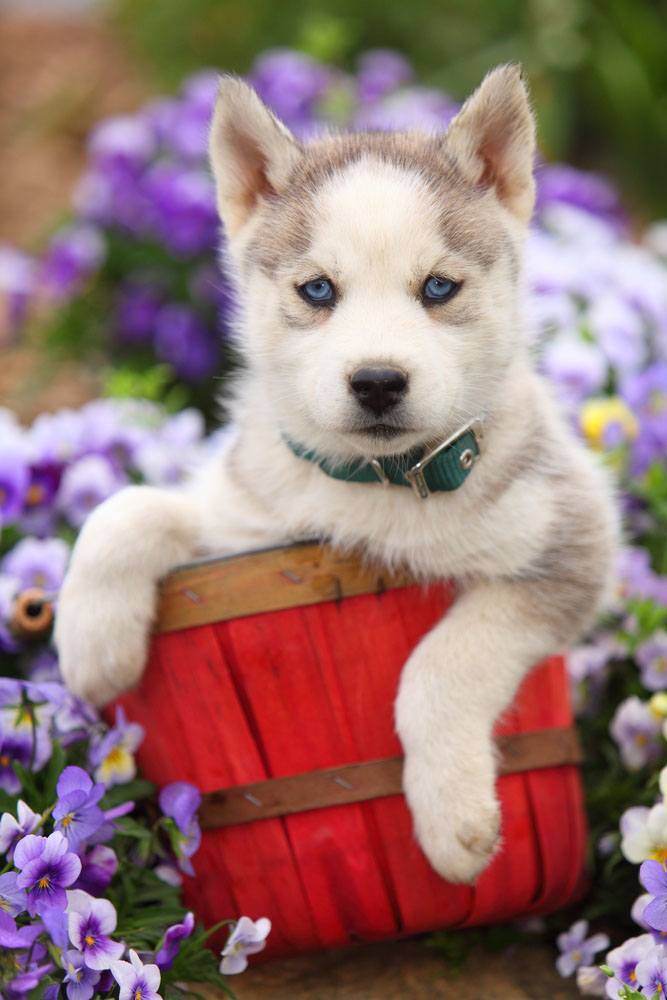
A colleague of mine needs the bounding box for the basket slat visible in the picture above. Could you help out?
[111,547,587,958]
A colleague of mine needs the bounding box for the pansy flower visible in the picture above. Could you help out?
[111,948,162,1000]
[14,831,82,915]
[62,949,101,1000]
[67,889,124,969]
[0,799,40,859]
[155,911,195,970]
[53,766,106,849]
[219,916,272,975]
[158,781,201,875]
[89,706,143,787]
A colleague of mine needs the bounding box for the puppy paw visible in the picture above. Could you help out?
[403,757,501,883]
[55,573,155,707]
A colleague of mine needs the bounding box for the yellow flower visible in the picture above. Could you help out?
[580,397,638,450]
[650,693,667,720]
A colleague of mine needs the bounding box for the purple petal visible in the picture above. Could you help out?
[644,896,667,933]
[88,895,118,935]
[159,781,201,833]
[640,860,667,896]
[220,952,248,975]
[85,935,125,970]
[14,833,46,868]
[59,851,83,886]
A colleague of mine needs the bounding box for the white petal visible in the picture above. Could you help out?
[143,963,161,991]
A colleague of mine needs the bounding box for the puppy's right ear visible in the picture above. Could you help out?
[209,77,302,238]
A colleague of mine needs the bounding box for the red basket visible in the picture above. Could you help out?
[112,542,587,958]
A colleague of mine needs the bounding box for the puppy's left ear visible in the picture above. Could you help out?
[444,64,536,224]
[209,76,303,238]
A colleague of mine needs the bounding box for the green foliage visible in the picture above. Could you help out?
[0,681,238,999]
[114,0,667,217]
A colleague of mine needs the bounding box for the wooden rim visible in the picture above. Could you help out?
[154,541,420,634]
[10,589,54,640]
[199,727,583,830]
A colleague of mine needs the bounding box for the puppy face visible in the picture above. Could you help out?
[210,66,536,459]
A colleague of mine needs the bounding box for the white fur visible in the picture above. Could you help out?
[56,67,618,883]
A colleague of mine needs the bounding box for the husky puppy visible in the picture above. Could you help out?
[56,65,618,883]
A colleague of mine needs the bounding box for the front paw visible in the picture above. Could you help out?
[402,754,501,883]
[55,574,155,707]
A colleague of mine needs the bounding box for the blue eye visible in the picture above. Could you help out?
[299,278,336,306]
[422,275,460,304]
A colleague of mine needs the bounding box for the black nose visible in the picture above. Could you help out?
[349,367,408,416]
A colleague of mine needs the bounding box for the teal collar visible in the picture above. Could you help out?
[285,418,483,499]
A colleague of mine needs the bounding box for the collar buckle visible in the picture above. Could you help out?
[404,417,484,500]
[367,457,389,485]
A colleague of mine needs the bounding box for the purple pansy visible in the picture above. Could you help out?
[53,766,106,849]
[89,114,156,171]
[0,445,29,524]
[636,944,667,997]
[115,283,163,342]
[0,799,41,859]
[111,948,162,1000]
[610,696,663,771]
[1,536,70,592]
[356,49,413,104]
[621,362,667,475]
[568,643,612,715]
[158,781,201,875]
[0,909,44,949]
[67,888,124,970]
[0,723,51,795]
[637,632,667,692]
[42,223,106,299]
[219,916,272,975]
[155,911,195,970]
[541,334,607,407]
[640,860,667,932]
[354,86,458,132]
[43,903,70,949]
[144,165,218,257]
[0,244,36,336]
[0,871,27,917]
[56,453,125,528]
[618,547,667,606]
[604,933,656,996]
[2,937,54,996]
[28,408,84,465]
[587,292,646,372]
[556,919,610,978]
[535,163,627,231]
[74,844,118,897]
[14,831,82,915]
[154,304,218,382]
[28,649,62,684]
[62,949,102,1000]
[250,49,332,129]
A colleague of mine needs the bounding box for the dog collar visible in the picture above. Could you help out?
[285,417,483,499]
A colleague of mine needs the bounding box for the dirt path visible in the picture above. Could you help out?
[0,9,149,419]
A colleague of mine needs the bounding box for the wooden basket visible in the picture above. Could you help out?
[111,542,587,958]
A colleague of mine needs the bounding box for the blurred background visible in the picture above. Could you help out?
[4,0,667,243]
[2,0,666,419]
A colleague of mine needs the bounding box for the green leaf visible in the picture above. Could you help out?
[101,778,155,810]
[42,742,66,803]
